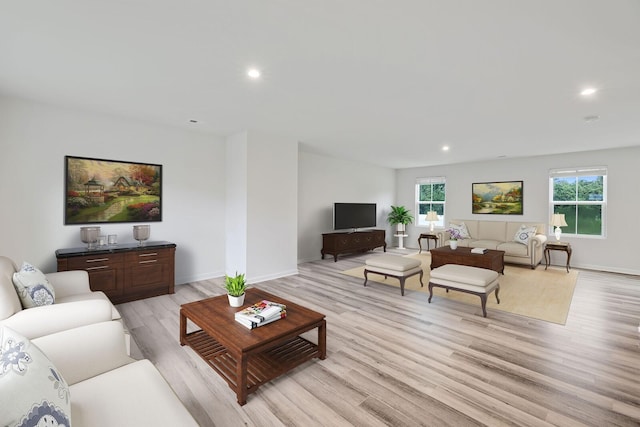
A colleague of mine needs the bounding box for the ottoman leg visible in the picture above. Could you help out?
[418,270,424,287]
[399,277,405,296]
[428,282,434,303]
[479,294,488,318]
[495,285,500,304]
[363,269,369,287]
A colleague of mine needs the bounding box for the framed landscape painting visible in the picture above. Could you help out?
[472,181,523,215]
[65,155,162,224]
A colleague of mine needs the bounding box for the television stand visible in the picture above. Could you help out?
[321,229,386,262]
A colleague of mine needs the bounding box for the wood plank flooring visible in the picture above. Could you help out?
[117,248,640,426]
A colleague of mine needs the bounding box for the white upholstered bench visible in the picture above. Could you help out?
[428,264,500,317]
[364,255,423,296]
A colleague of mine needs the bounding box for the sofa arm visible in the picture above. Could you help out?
[0,299,113,340]
[531,234,547,248]
[32,321,134,386]
[46,270,91,298]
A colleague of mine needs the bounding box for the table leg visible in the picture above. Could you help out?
[418,237,423,253]
[318,320,327,360]
[565,248,572,273]
[236,352,248,405]
[179,310,186,346]
[544,248,550,270]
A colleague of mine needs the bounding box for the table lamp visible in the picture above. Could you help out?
[425,211,439,232]
[550,214,568,241]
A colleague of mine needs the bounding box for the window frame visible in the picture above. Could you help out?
[549,166,607,239]
[415,177,446,228]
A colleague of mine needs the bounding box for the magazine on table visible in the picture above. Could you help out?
[235,311,287,329]
[235,300,287,324]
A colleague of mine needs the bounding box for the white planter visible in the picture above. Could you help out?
[449,240,458,250]
[227,293,245,307]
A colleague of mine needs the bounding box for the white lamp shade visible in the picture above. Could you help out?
[425,211,439,222]
[550,214,568,227]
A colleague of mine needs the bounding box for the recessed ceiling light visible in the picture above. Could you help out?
[188,119,198,124]
[583,115,600,122]
[442,146,449,151]
[580,87,597,96]
[247,68,261,79]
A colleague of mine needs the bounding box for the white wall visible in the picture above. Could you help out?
[396,146,640,275]
[0,96,226,283]
[246,131,299,282]
[225,132,248,276]
[298,152,396,262]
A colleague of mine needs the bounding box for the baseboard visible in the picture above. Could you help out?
[249,269,299,284]
[571,263,640,276]
[176,269,225,285]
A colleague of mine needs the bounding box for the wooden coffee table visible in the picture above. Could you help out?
[180,288,326,405]
[430,246,505,274]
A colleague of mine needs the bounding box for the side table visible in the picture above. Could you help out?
[418,233,438,253]
[544,242,572,273]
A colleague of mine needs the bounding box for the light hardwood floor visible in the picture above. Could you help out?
[117,248,640,426]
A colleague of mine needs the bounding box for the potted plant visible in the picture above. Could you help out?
[445,227,463,250]
[225,272,246,307]
[387,205,414,233]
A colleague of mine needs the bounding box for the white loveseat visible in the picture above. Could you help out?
[3,321,199,426]
[0,256,120,339]
[438,220,548,269]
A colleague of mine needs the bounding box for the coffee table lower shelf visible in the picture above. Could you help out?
[184,330,320,402]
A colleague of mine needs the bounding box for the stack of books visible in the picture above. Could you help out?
[471,247,488,254]
[235,300,287,329]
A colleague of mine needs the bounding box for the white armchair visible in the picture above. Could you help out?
[0,256,120,339]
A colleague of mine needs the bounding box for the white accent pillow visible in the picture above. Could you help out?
[448,222,471,239]
[12,262,56,308]
[0,326,71,427]
[514,225,537,245]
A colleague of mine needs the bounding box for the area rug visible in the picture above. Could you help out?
[341,252,578,325]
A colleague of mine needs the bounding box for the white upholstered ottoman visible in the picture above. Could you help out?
[428,264,500,317]
[364,255,423,296]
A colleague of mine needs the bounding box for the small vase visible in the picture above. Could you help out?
[449,240,458,250]
[228,294,245,307]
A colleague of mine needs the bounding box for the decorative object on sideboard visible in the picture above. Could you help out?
[425,210,439,232]
[107,234,117,245]
[64,155,162,225]
[550,213,568,241]
[80,226,100,249]
[132,224,150,246]
[225,272,246,307]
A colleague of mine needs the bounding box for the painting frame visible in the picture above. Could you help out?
[472,180,523,215]
[64,155,162,225]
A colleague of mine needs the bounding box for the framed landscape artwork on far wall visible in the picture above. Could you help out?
[65,155,162,224]
[472,181,523,215]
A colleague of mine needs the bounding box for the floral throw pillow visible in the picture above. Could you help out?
[12,262,55,308]
[0,326,71,427]
[513,225,537,245]
[447,222,471,240]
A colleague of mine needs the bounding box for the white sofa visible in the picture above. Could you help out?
[3,321,199,426]
[438,220,548,269]
[0,256,121,339]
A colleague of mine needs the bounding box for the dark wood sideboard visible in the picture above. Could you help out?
[56,241,176,304]
[321,229,386,262]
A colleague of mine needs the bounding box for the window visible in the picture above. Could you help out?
[416,177,446,228]
[549,167,607,237]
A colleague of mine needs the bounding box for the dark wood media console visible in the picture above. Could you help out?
[321,229,386,262]
[56,241,176,304]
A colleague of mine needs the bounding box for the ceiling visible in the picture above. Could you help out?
[1,1,639,169]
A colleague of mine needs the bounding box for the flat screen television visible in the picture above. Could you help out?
[333,203,377,230]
